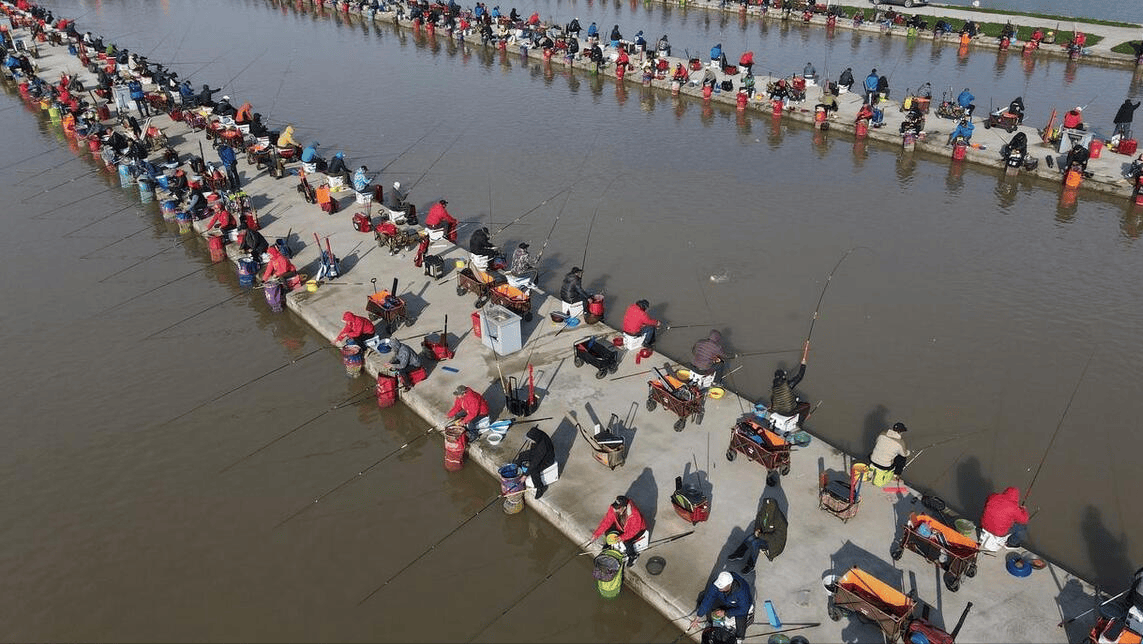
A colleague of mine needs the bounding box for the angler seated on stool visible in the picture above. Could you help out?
[560,266,590,318]
[868,422,910,487]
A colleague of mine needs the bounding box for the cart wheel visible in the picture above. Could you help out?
[765,471,779,487]
[475,295,489,308]
[1007,125,1017,133]
[523,312,533,322]
[608,363,619,374]
[246,153,254,166]
[827,602,842,622]
[673,418,686,432]
[255,161,264,170]
[595,368,608,380]
[726,449,736,462]
[943,571,960,592]
[646,398,657,412]
[456,285,466,297]
[965,563,977,578]
[574,355,585,368]
[890,543,903,561]
[405,318,415,327]
[983,120,991,129]
[693,411,704,426]
[780,462,791,476]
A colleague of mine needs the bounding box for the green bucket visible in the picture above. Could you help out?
[954,518,976,539]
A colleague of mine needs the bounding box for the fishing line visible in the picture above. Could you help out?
[904,428,990,468]
[61,203,137,237]
[805,246,872,345]
[609,364,680,381]
[465,547,581,642]
[78,224,152,258]
[219,386,374,473]
[266,53,295,121]
[356,495,501,605]
[736,348,798,358]
[155,345,328,431]
[32,186,120,219]
[142,291,246,340]
[98,238,188,282]
[491,183,578,236]
[218,48,268,92]
[1023,350,1094,505]
[91,265,211,317]
[379,120,442,173]
[581,170,622,271]
[532,188,572,266]
[406,131,463,194]
[23,165,108,201]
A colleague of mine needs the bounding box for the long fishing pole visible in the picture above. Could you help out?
[491,184,577,236]
[62,203,137,237]
[465,547,581,642]
[644,530,695,549]
[153,345,328,429]
[805,246,869,345]
[736,348,798,358]
[217,48,268,92]
[904,428,991,468]
[531,189,572,266]
[20,166,106,202]
[79,224,152,259]
[1023,351,1094,505]
[91,265,211,317]
[609,364,679,381]
[98,238,188,282]
[219,387,374,473]
[142,292,246,340]
[184,51,226,82]
[406,131,462,194]
[357,495,502,605]
[379,120,441,173]
[580,171,622,271]
[1059,588,1131,627]
[744,623,822,639]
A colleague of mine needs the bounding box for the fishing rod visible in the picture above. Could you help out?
[664,323,722,331]
[275,416,555,527]
[491,183,577,236]
[465,547,581,642]
[904,428,991,468]
[735,348,798,358]
[1058,588,1130,627]
[219,386,374,473]
[805,246,870,345]
[20,166,106,203]
[92,265,211,317]
[609,364,679,381]
[743,623,822,639]
[644,530,695,550]
[531,188,572,266]
[379,120,441,173]
[265,53,294,120]
[1023,350,1094,506]
[405,131,463,194]
[156,346,328,430]
[62,203,137,238]
[184,51,227,82]
[580,169,622,271]
[357,494,502,605]
[79,224,153,258]
[98,238,189,282]
[217,49,268,93]
[142,291,246,340]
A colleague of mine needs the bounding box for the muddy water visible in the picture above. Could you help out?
[0,99,675,639]
[3,0,1141,634]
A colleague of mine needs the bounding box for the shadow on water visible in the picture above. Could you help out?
[1080,505,1133,592]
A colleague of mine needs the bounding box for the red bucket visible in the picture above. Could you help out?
[376,374,398,408]
[341,344,364,378]
[444,432,467,471]
[952,142,968,161]
[208,234,226,263]
[471,310,482,338]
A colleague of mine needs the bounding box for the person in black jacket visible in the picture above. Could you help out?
[1113,98,1141,138]
[560,266,592,308]
[468,226,498,265]
[727,497,788,573]
[515,426,556,499]
[770,340,810,421]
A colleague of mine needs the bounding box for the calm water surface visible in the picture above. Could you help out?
[3,0,1142,637]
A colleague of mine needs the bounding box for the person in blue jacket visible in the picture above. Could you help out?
[586,21,598,40]
[947,117,975,145]
[863,68,880,105]
[301,141,324,169]
[710,42,723,68]
[690,571,754,641]
[127,79,149,118]
[218,143,240,189]
[957,87,976,117]
[178,80,195,106]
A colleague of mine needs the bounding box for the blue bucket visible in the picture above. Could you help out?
[118,163,133,187]
[156,174,170,190]
[175,211,192,234]
[237,258,257,287]
[160,200,178,221]
[137,177,154,203]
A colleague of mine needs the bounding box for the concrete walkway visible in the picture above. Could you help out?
[2,7,1118,643]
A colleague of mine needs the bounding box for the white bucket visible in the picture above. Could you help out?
[525,463,560,487]
[227,229,239,242]
[355,190,373,205]
[427,227,445,242]
[302,161,317,174]
[561,300,585,318]
[328,175,345,190]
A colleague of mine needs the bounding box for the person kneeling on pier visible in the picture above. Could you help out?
[385,336,423,391]
[622,299,661,349]
[978,486,1030,552]
[425,199,459,243]
[260,246,298,284]
[690,571,754,642]
[590,495,648,565]
[727,497,787,574]
[447,385,490,442]
[334,311,376,347]
[514,426,556,499]
[868,422,910,485]
[240,227,269,263]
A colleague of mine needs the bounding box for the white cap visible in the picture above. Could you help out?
[715,571,734,589]
[393,181,401,190]
[222,95,230,101]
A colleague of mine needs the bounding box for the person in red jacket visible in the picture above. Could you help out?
[424,199,458,242]
[980,486,1030,549]
[334,311,375,346]
[206,206,236,234]
[622,299,662,348]
[446,385,489,439]
[590,495,648,565]
[260,246,297,283]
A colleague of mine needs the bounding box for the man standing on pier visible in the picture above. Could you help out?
[218,142,239,189]
[1113,98,1141,138]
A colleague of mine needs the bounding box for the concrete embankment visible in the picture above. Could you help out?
[2,7,1113,643]
[282,0,1143,205]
